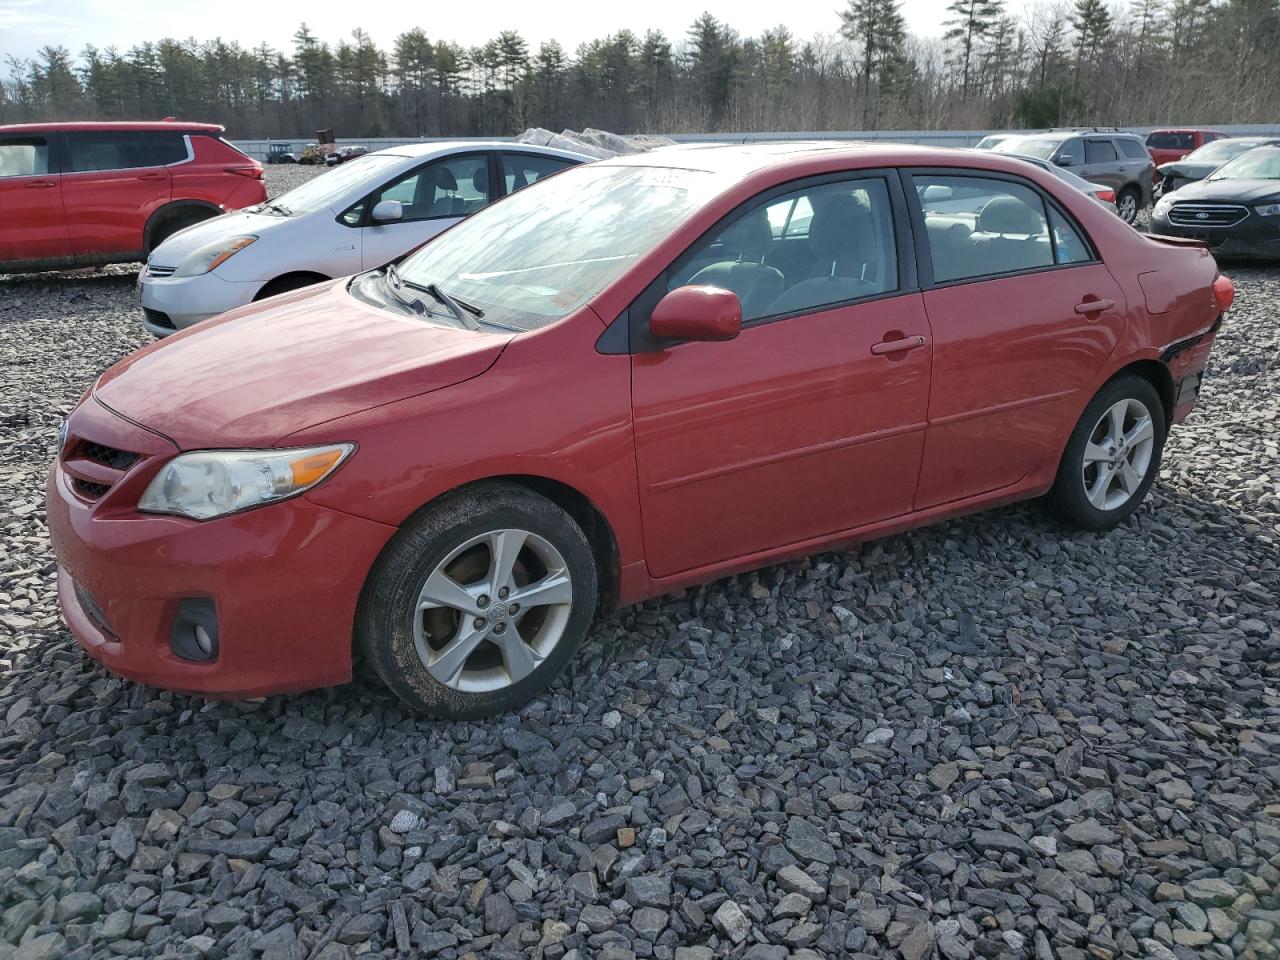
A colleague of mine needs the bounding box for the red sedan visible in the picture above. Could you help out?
[47,143,1233,718]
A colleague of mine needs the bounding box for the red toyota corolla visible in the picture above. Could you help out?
[47,143,1232,719]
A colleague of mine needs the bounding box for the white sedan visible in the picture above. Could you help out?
[138,141,592,335]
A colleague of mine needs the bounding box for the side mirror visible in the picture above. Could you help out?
[650,285,742,343]
[1056,154,1077,167]
[371,200,403,223]
[922,184,953,202]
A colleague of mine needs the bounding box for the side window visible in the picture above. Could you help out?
[360,155,491,225]
[65,132,147,173]
[1085,140,1119,163]
[141,132,189,166]
[915,175,1054,282]
[1048,208,1092,265]
[0,137,49,177]
[668,177,898,323]
[1056,137,1084,165]
[501,153,575,194]
[1117,138,1148,160]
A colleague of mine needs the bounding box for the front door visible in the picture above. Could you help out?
[358,153,494,270]
[631,173,933,578]
[0,133,68,266]
[907,171,1128,509]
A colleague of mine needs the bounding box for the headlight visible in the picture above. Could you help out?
[138,444,353,520]
[1153,196,1174,216]
[1256,203,1280,216]
[172,236,257,277]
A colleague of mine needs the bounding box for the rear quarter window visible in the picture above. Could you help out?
[1118,139,1149,160]
[141,132,189,165]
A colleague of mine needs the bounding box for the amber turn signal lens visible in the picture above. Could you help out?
[290,449,347,487]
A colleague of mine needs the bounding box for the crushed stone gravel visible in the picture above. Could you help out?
[0,170,1277,959]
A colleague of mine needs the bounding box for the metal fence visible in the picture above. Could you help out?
[232,125,1280,160]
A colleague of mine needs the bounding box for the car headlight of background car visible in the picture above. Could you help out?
[1153,195,1174,217]
[1255,202,1280,216]
[138,444,353,520]
[172,236,257,278]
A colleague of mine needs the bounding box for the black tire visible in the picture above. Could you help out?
[1045,374,1167,531]
[1116,186,1142,224]
[254,274,326,300]
[148,208,216,252]
[356,483,598,719]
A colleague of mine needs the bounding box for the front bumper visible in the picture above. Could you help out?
[47,399,395,698]
[1150,214,1280,259]
[137,269,263,336]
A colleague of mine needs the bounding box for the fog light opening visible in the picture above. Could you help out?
[170,598,219,662]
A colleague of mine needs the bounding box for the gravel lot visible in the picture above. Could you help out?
[0,169,1278,960]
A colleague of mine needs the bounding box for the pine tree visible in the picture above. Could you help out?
[945,0,1004,97]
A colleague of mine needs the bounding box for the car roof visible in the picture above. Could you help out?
[372,140,595,163]
[596,141,1077,177]
[0,120,224,134]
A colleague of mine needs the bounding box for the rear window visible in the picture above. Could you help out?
[1117,138,1148,159]
[1147,132,1194,150]
[0,136,49,177]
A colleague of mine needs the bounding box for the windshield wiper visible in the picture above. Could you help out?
[422,283,482,331]
[255,201,291,216]
[383,266,481,330]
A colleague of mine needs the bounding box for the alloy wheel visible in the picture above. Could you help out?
[1081,398,1156,512]
[412,529,573,693]
[1118,192,1138,223]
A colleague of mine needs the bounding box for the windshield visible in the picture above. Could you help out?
[1209,148,1280,181]
[993,137,1060,160]
[265,153,400,214]
[394,163,735,330]
[1187,139,1264,165]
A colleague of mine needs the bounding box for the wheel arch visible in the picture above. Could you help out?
[390,475,621,613]
[1112,358,1175,423]
[143,200,222,253]
[254,271,333,300]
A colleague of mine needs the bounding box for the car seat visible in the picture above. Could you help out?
[684,208,785,319]
[968,196,1052,274]
[767,195,879,314]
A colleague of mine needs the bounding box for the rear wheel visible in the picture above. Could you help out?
[1045,375,1166,530]
[356,483,598,719]
[1116,187,1141,224]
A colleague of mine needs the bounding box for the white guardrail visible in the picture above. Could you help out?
[232,125,1280,160]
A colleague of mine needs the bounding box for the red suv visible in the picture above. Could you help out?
[0,121,265,274]
[47,144,1232,718]
[1145,129,1227,172]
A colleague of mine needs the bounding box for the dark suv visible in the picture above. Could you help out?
[993,129,1154,224]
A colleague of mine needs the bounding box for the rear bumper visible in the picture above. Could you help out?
[47,402,395,699]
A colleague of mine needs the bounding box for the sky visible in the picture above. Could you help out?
[0,0,962,64]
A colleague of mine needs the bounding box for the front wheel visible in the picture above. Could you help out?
[356,483,598,719]
[1116,187,1141,224]
[1045,375,1167,531]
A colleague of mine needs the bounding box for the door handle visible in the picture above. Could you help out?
[136,171,166,181]
[870,334,927,356]
[1074,298,1115,315]
[25,179,56,189]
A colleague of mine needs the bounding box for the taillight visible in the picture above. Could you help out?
[1212,274,1234,313]
[1096,189,1116,204]
[225,165,264,180]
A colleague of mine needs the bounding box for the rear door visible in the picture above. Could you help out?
[1082,138,1124,192]
[498,152,580,197]
[355,152,494,270]
[0,132,68,266]
[61,130,172,260]
[907,170,1127,510]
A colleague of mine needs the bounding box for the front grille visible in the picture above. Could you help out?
[143,307,175,330]
[78,441,139,471]
[72,478,111,500]
[1167,203,1248,227]
[146,264,176,278]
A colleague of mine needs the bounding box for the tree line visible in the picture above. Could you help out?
[3,0,1280,138]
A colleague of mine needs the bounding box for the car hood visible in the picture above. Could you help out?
[94,282,511,449]
[1158,161,1217,180]
[147,208,294,270]
[1169,177,1280,204]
